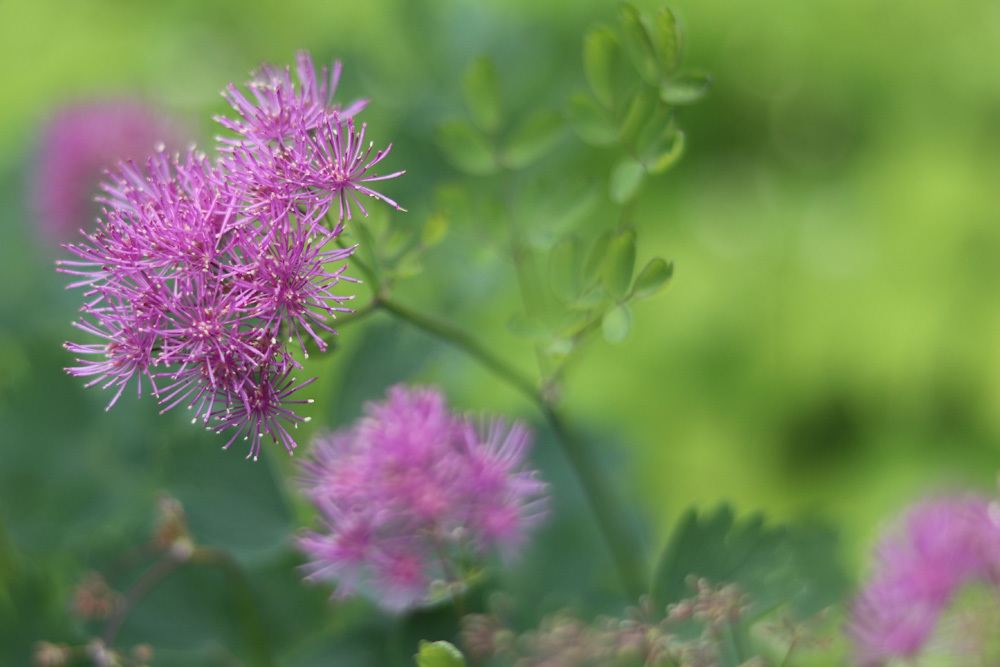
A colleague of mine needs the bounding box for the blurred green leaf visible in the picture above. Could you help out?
[648,7,681,75]
[522,177,600,249]
[651,505,849,618]
[646,129,685,175]
[583,230,613,285]
[463,56,502,133]
[660,72,712,105]
[567,93,618,146]
[631,258,674,299]
[545,337,575,360]
[619,3,659,84]
[569,287,606,311]
[394,254,424,279]
[549,236,583,302]
[503,110,564,169]
[619,88,657,148]
[422,213,448,248]
[609,158,645,203]
[434,120,497,175]
[415,640,466,667]
[507,313,551,339]
[602,304,632,343]
[583,27,622,108]
[602,228,636,299]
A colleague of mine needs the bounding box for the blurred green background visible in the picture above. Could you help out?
[2,0,1000,662]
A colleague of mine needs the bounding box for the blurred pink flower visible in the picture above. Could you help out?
[849,495,1000,666]
[32,99,183,243]
[297,385,548,612]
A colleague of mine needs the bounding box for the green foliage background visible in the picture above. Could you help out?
[1,0,999,663]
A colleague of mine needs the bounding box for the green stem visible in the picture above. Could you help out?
[377,298,538,402]
[375,297,646,599]
[778,637,798,667]
[316,293,646,597]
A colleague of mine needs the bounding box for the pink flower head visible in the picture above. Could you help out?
[60,152,353,460]
[58,52,405,460]
[297,385,548,612]
[849,495,1000,666]
[216,50,368,149]
[291,117,406,221]
[217,54,403,225]
[32,99,183,243]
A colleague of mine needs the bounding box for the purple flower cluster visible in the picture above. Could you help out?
[33,99,183,243]
[58,52,405,460]
[850,495,1000,666]
[297,385,548,612]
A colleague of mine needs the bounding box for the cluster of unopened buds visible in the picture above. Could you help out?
[33,640,153,667]
[461,581,767,667]
[59,52,405,460]
[665,576,750,634]
[34,495,197,666]
[72,572,123,621]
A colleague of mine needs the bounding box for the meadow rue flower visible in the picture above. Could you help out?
[292,117,407,221]
[59,53,404,459]
[217,51,403,225]
[32,99,183,243]
[297,385,548,612]
[849,495,1000,666]
[216,51,368,150]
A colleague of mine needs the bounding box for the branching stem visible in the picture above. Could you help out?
[323,296,646,599]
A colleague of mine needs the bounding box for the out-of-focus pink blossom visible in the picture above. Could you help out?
[33,99,182,243]
[297,385,548,612]
[849,495,1000,666]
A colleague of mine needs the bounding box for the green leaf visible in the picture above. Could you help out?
[651,505,849,618]
[416,640,466,667]
[422,213,448,247]
[503,110,564,169]
[631,257,673,299]
[602,228,636,299]
[507,313,551,340]
[583,27,622,108]
[619,3,659,84]
[569,287,605,310]
[567,93,619,146]
[602,303,632,343]
[646,129,685,175]
[394,253,424,279]
[609,158,645,204]
[549,236,582,302]
[584,230,613,285]
[648,7,681,74]
[434,120,497,175]
[661,72,712,105]
[619,88,657,148]
[522,178,600,249]
[463,56,502,132]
